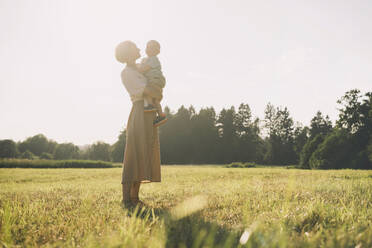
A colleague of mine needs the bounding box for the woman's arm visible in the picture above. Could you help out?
[121,68,147,97]
[122,67,162,100]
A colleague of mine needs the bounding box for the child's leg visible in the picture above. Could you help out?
[144,96,157,112]
[154,98,165,116]
[153,98,168,127]
[144,96,154,106]
[144,84,162,101]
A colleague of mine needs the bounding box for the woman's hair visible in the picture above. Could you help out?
[115,40,136,64]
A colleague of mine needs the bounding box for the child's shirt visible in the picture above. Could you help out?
[141,56,166,88]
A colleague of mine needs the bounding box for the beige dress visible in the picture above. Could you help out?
[121,66,161,183]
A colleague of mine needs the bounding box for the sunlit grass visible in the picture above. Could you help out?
[0,166,371,247]
[0,159,117,168]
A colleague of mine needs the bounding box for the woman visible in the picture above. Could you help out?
[115,40,163,206]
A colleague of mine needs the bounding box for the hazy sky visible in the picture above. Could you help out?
[1,0,371,145]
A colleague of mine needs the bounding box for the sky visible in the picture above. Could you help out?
[1,0,371,145]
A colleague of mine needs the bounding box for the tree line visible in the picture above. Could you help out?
[1,89,371,169]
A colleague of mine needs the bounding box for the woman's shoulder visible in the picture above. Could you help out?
[122,66,141,78]
[121,66,133,77]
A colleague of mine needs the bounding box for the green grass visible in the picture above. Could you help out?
[0,166,371,247]
[226,162,256,168]
[0,159,118,168]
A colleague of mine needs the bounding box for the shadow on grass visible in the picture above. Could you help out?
[164,212,241,248]
[123,203,241,248]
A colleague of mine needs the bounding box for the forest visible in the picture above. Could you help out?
[1,89,371,169]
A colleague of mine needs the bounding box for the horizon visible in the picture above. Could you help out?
[0,97,355,146]
[1,0,371,145]
[0,94,359,146]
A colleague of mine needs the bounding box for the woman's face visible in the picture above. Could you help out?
[133,46,141,60]
[130,44,141,62]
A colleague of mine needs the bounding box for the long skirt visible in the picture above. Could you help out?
[121,100,161,183]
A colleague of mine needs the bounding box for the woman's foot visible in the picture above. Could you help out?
[130,198,146,207]
[144,104,157,113]
[153,115,168,127]
[121,199,135,209]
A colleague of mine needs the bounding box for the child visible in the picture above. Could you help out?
[137,40,167,127]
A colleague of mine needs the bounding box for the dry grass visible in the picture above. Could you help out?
[0,166,371,247]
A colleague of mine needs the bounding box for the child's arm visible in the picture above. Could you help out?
[138,57,161,73]
[137,63,152,73]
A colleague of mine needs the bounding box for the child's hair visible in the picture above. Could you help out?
[146,40,160,56]
[147,40,160,49]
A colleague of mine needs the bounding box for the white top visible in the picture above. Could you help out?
[121,66,147,102]
[141,56,161,69]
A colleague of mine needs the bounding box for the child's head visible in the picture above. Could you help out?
[146,40,160,57]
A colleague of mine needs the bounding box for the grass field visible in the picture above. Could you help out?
[0,166,371,247]
[0,159,118,168]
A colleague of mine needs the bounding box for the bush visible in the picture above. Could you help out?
[243,162,256,168]
[0,139,18,158]
[350,150,370,169]
[226,162,243,168]
[367,137,372,163]
[309,130,352,169]
[40,152,53,160]
[54,143,80,160]
[0,159,115,168]
[299,134,325,169]
[286,165,297,169]
[20,150,37,160]
[226,162,256,168]
[87,142,111,161]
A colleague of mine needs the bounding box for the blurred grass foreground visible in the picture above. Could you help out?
[0,166,372,247]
